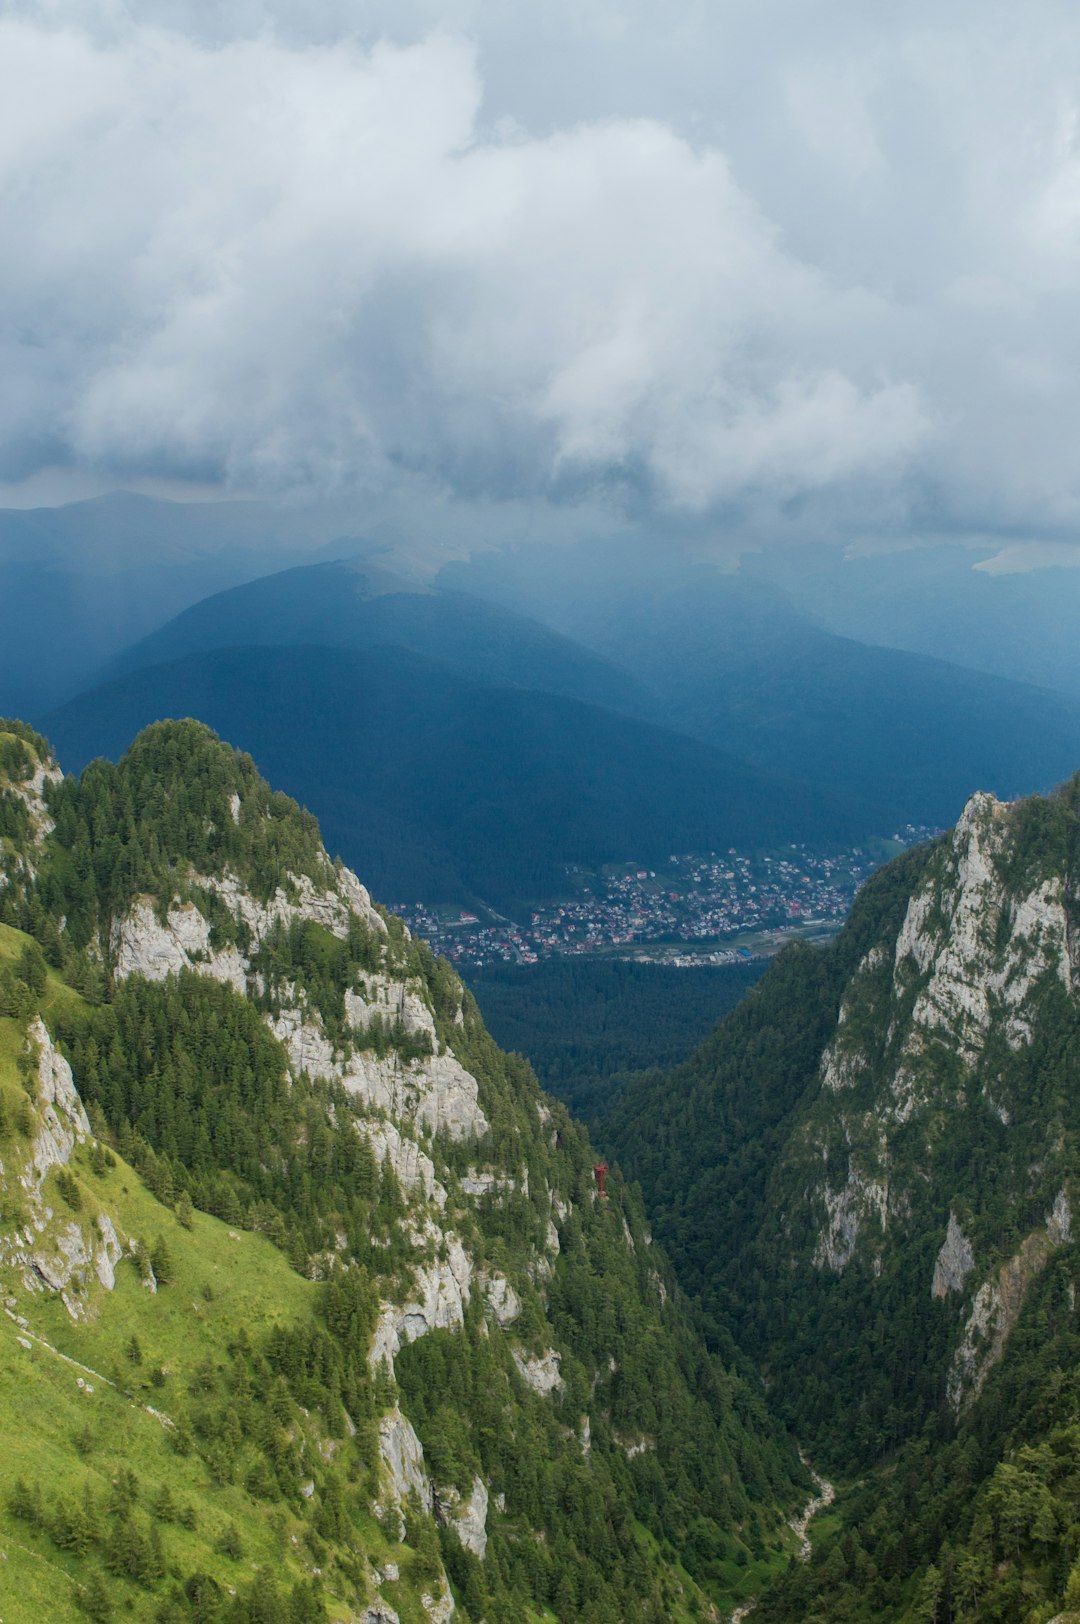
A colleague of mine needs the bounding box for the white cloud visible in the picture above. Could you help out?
[2,2,1080,542]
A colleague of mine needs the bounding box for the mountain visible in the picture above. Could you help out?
[747,538,1080,700]
[0,493,354,718]
[41,644,880,911]
[441,543,1080,829]
[106,558,652,718]
[604,777,1080,1621]
[0,715,807,1624]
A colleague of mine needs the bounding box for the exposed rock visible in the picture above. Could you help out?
[347,975,436,1046]
[1048,1188,1072,1245]
[274,1013,488,1143]
[4,756,62,862]
[932,1213,975,1298]
[32,1222,90,1295]
[482,1274,521,1328]
[378,1404,432,1515]
[362,1607,401,1624]
[420,1586,455,1623]
[94,1215,124,1291]
[512,1348,563,1396]
[894,794,1073,1066]
[948,1217,1066,1409]
[369,1228,472,1373]
[112,898,245,991]
[813,1162,888,1272]
[26,1018,90,1182]
[364,1121,447,1208]
[436,1476,488,1559]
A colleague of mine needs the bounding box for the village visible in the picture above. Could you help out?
[390,828,934,970]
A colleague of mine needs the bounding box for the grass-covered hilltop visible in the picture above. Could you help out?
[0,716,807,1624]
[605,776,1080,1623]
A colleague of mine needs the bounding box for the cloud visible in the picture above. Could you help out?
[1,2,1080,545]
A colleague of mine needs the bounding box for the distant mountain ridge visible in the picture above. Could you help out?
[43,643,877,911]
[107,557,653,717]
[442,543,1080,828]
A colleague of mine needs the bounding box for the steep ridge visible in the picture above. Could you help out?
[0,717,805,1624]
[605,774,1080,1621]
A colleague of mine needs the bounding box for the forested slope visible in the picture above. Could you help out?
[0,717,805,1624]
[605,781,1080,1621]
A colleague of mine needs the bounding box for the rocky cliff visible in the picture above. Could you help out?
[606,771,1080,1621]
[610,779,1080,1435]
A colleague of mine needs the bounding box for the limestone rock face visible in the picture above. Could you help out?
[948,1190,1073,1409]
[114,865,488,1151]
[813,1164,889,1273]
[512,1348,563,1396]
[365,1122,446,1208]
[420,1586,455,1623]
[893,796,1073,1063]
[0,755,63,883]
[94,1216,124,1291]
[112,898,246,990]
[378,1404,433,1515]
[0,1020,126,1319]
[482,1274,522,1328]
[369,1226,472,1374]
[437,1476,489,1560]
[27,1017,90,1180]
[932,1214,975,1299]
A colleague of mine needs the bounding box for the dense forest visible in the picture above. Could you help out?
[468,957,763,1119]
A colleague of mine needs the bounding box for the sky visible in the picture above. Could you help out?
[5,0,1080,559]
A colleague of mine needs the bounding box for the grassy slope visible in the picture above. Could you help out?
[0,920,453,1624]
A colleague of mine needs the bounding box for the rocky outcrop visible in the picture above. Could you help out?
[0,754,63,881]
[436,1476,488,1559]
[369,1226,472,1374]
[948,1191,1072,1409]
[378,1404,433,1516]
[813,1162,889,1273]
[113,862,387,991]
[0,1022,126,1319]
[365,1121,446,1208]
[512,1348,563,1396]
[894,794,1073,1066]
[25,1017,90,1181]
[932,1213,975,1298]
[482,1273,521,1328]
[420,1586,455,1623]
[94,1215,124,1291]
[112,897,246,990]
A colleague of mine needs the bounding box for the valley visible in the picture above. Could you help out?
[6,8,1080,1620]
[389,835,927,970]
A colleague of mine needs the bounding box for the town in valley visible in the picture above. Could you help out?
[390,829,935,970]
